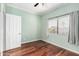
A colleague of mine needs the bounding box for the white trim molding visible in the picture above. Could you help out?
[42,40,79,54]
[21,39,41,44]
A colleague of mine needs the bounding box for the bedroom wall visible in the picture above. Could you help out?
[6,5,41,43]
[41,3,79,53]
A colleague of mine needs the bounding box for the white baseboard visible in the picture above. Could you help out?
[42,40,79,54]
[21,39,42,44]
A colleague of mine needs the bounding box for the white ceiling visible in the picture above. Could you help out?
[8,3,63,15]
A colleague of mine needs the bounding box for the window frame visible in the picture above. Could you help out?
[48,14,70,36]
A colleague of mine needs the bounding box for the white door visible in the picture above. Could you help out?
[0,13,1,52]
[6,14,21,50]
[0,12,2,53]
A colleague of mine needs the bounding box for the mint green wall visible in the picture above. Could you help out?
[6,5,41,43]
[41,3,79,52]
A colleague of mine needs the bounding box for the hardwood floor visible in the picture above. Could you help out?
[3,40,79,56]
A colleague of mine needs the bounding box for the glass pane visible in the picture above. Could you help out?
[48,18,57,34]
[59,15,69,36]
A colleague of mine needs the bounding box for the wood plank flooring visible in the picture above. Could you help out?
[3,40,79,56]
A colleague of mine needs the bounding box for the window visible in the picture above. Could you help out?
[48,18,57,34]
[59,15,69,35]
[48,15,70,36]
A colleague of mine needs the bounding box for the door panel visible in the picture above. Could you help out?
[6,14,21,50]
[0,12,3,55]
